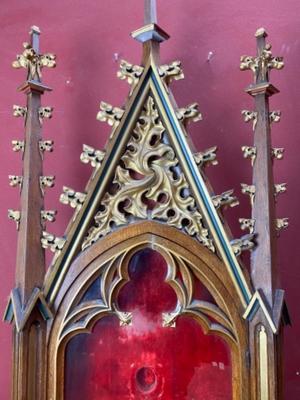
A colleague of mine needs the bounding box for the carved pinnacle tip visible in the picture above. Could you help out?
[30,26,41,35]
[255,27,268,38]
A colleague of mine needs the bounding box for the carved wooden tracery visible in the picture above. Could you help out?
[83,96,213,251]
[48,223,248,400]
[3,1,289,400]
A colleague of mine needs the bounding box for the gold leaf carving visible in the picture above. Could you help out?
[242,110,257,131]
[176,103,202,126]
[212,190,239,210]
[38,106,53,125]
[96,102,124,139]
[39,176,55,195]
[117,60,144,96]
[83,96,213,251]
[12,41,56,81]
[242,146,257,166]
[241,183,256,206]
[13,105,27,118]
[231,234,256,256]
[12,140,25,153]
[80,144,105,169]
[60,186,86,212]
[240,41,284,83]
[158,60,184,86]
[275,218,289,231]
[269,110,281,124]
[9,175,23,188]
[41,210,57,224]
[274,183,287,197]
[239,218,255,234]
[271,147,284,160]
[39,140,54,158]
[41,232,66,262]
[194,146,218,168]
[8,209,21,230]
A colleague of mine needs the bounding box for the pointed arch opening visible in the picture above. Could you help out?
[47,221,250,399]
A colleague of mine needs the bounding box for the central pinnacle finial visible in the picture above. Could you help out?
[144,0,157,24]
[131,0,169,44]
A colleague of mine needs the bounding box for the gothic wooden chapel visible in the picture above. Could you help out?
[4,0,289,399]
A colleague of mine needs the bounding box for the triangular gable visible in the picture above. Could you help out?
[44,61,252,308]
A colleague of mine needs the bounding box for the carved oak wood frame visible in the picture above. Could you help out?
[4,5,288,400]
[47,222,249,400]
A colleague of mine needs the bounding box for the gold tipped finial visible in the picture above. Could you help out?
[29,25,41,35]
[255,27,268,38]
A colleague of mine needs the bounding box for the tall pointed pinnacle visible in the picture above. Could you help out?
[240,28,286,307]
[12,27,56,305]
[131,0,169,64]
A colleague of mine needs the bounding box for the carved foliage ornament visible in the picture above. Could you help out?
[41,232,66,262]
[60,186,87,212]
[12,140,25,153]
[240,41,284,83]
[194,146,218,168]
[83,96,214,252]
[12,41,56,81]
[80,144,105,170]
[117,60,144,96]
[158,60,184,86]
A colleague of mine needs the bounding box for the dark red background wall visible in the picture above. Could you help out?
[0,0,299,398]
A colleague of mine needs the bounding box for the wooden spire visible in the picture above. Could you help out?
[13,27,55,305]
[240,28,285,306]
[131,0,169,64]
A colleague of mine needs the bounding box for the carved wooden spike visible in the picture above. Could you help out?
[242,146,257,166]
[60,186,86,211]
[9,175,23,188]
[117,60,144,96]
[212,190,239,210]
[242,110,257,131]
[271,147,284,160]
[39,140,54,158]
[41,210,57,223]
[12,41,56,81]
[176,103,202,126]
[231,234,256,256]
[241,183,256,206]
[13,105,27,118]
[39,176,55,195]
[12,140,25,153]
[38,107,53,125]
[158,60,184,85]
[8,209,21,230]
[239,218,255,234]
[41,231,66,255]
[274,183,287,197]
[269,111,281,124]
[275,218,289,231]
[194,146,218,168]
[80,144,105,169]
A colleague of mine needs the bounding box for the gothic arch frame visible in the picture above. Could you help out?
[47,221,250,400]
